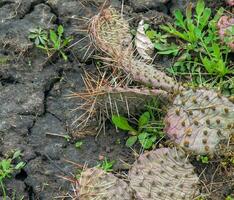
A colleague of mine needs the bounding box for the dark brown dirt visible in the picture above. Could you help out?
[0,0,233,199]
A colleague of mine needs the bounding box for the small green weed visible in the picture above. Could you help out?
[0,150,25,199]
[144,24,179,56]
[97,158,115,172]
[145,0,233,91]
[64,135,71,142]
[28,27,48,46]
[29,25,72,61]
[112,101,165,150]
[75,141,83,149]
[75,168,82,180]
[198,155,209,164]
[221,155,234,168]
[115,138,121,145]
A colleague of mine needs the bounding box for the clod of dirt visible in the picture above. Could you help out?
[0,4,56,52]
[3,179,28,199]
[24,157,72,199]
[0,84,44,115]
[169,0,195,14]
[129,0,169,12]
[46,66,86,133]
[0,0,44,21]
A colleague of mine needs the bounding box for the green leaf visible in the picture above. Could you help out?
[146,30,156,40]
[12,150,22,160]
[216,59,229,76]
[174,10,185,29]
[60,51,68,61]
[150,135,157,142]
[39,37,46,45]
[200,8,211,30]
[200,155,209,164]
[212,43,221,58]
[75,141,83,149]
[29,28,38,33]
[158,49,179,55]
[50,30,58,47]
[187,19,196,41]
[15,162,25,170]
[57,25,64,36]
[35,37,40,46]
[166,67,176,75]
[126,136,137,147]
[28,34,37,39]
[112,115,135,131]
[194,27,201,38]
[196,0,205,17]
[138,133,153,149]
[201,55,214,74]
[37,45,47,50]
[212,7,224,23]
[138,112,150,129]
[161,24,189,41]
[144,24,150,31]
[62,37,72,47]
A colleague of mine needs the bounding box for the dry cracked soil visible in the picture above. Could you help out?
[0,0,232,199]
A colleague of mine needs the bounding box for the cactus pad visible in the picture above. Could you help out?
[129,148,200,200]
[165,89,234,155]
[78,167,132,200]
[89,7,132,56]
[89,7,182,92]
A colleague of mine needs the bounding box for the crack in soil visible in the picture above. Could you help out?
[0,75,19,86]
[0,1,14,8]
[19,0,46,19]
[43,68,63,115]
[44,2,60,24]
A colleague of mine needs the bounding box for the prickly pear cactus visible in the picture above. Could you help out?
[89,7,182,92]
[165,89,234,155]
[89,7,132,56]
[78,167,132,200]
[82,6,233,155]
[129,148,200,200]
